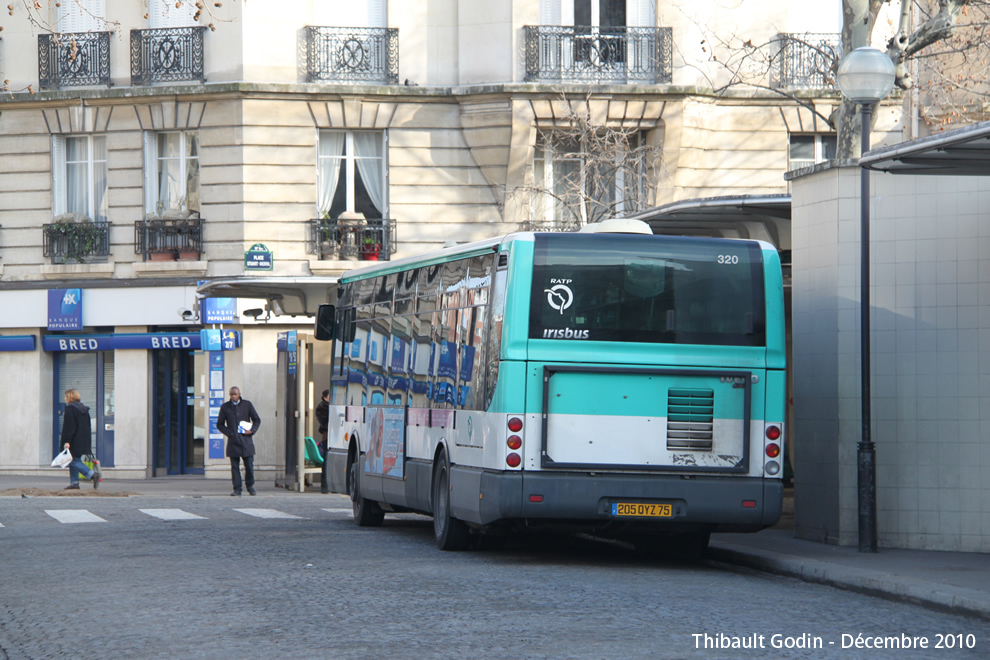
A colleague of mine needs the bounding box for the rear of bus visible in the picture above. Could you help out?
[489,230,785,544]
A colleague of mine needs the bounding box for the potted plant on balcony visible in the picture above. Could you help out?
[360,234,381,261]
[47,213,103,264]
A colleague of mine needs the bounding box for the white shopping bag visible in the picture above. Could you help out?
[51,448,72,468]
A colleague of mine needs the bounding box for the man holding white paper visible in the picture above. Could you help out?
[216,386,262,496]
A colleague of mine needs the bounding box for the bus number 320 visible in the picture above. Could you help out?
[717,254,739,264]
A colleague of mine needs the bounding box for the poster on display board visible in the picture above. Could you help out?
[208,351,226,459]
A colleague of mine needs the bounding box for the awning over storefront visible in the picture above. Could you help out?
[861,121,990,176]
[195,276,339,318]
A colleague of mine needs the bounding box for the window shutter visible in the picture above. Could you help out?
[368,0,386,27]
[59,0,105,32]
[322,0,367,27]
[52,135,66,216]
[561,0,574,27]
[541,0,562,25]
[150,0,196,28]
[144,132,157,214]
[630,0,654,27]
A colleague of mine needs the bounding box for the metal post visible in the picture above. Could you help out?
[858,104,878,553]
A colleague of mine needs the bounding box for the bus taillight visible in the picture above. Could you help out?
[507,417,523,432]
[765,425,781,440]
[765,443,780,458]
[507,435,522,450]
[506,453,521,468]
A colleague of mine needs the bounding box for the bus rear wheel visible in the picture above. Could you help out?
[348,452,384,527]
[432,452,470,551]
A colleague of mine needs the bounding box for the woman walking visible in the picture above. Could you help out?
[61,388,99,490]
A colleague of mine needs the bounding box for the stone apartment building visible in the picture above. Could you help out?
[0,0,850,481]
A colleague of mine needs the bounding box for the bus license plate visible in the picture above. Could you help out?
[611,503,673,518]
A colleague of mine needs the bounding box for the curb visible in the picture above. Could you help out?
[707,544,990,622]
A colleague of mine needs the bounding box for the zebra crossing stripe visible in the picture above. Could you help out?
[233,508,303,519]
[140,509,207,521]
[322,508,353,517]
[46,510,107,524]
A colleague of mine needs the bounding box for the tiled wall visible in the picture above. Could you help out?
[791,163,990,552]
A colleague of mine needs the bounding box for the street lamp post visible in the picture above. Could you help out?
[836,47,896,553]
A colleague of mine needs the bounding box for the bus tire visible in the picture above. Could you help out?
[348,452,384,527]
[432,451,470,551]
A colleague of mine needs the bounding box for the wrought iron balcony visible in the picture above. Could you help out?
[305,26,399,85]
[772,33,841,90]
[38,32,111,89]
[134,214,203,261]
[524,25,672,84]
[130,27,206,86]
[43,219,111,264]
[309,217,394,261]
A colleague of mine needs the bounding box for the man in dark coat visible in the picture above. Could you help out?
[60,388,99,490]
[216,386,262,496]
[315,389,330,494]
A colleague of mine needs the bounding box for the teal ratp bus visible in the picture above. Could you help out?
[315,221,786,553]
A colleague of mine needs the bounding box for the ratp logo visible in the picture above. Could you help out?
[544,284,573,314]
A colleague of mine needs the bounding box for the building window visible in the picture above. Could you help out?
[318,130,387,220]
[148,0,196,27]
[789,134,836,171]
[532,131,645,228]
[541,0,654,28]
[52,135,108,222]
[59,0,106,32]
[144,131,200,215]
[314,0,386,27]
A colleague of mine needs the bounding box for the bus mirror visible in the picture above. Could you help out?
[314,304,335,341]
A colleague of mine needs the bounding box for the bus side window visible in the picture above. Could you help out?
[395,268,418,316]
[459,305,487,410]
[349,304,373,406]
[410,312,433,409]
[434,308,458,408]
[418,265,441,313]
[442,259,468,309]
[388,314,412,407]
[331,306,349,406]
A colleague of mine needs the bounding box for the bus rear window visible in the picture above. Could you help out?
[529,233,766,346]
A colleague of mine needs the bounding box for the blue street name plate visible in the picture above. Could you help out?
[245,243,273,271]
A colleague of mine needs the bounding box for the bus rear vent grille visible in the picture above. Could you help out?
[667,388,714,450]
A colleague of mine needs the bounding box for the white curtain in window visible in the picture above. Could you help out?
[185,135,200,213]
[157,133,181,211]
[353,132,384,217]
[66,137,88,217]
[93,135,108,221]
[318,132,346,216]
[52,136,66,215]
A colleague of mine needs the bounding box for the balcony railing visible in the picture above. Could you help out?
[134,215,203,261]
[130,27,206,86]
[310,217,394,261]
[38,32,111,89]
[772,33,841,90]
[43,220,111,264]
[524,25,672,84]
[305,26,399,84]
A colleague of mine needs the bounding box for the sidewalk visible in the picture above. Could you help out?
[707,493,990,622]
[3,475,988,621]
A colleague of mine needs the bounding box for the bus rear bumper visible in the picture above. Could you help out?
[467,468,782,533]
